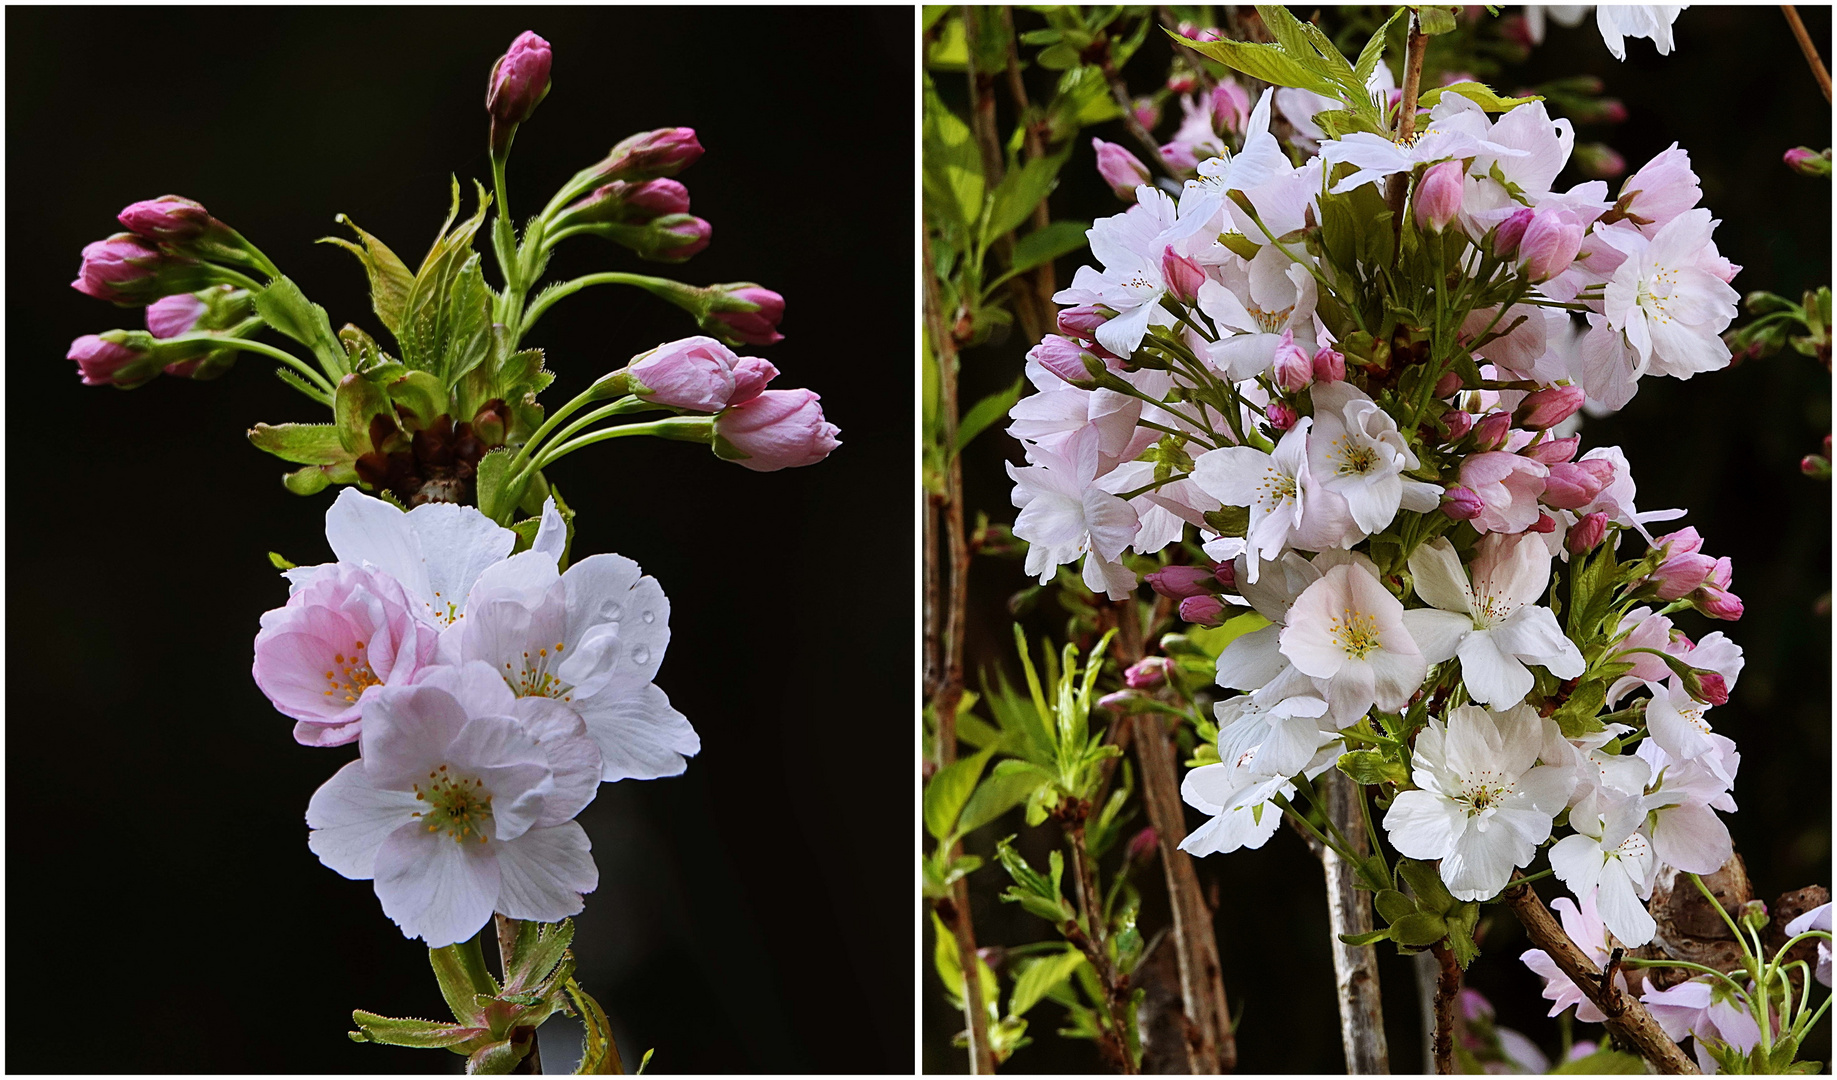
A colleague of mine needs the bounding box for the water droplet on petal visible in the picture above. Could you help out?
[632,645,651,666]
[642,610,656,624]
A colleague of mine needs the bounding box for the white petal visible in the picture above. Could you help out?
[531,498,567,565]
[1492,606,1586,679]
[1400,608,1471,665]
[494,822,598,923]
[373,821,502,947]
[561,554,671,692]
[1443,821,1523,900]
[1408,538,1475,615]
[306,760,421,879]
[1596,869,1657,947]
[1457,631,1534,710]
[360,683,471,790]
[1215,624,1287,690]
[573,682,701,783]
[403,500,517,619]
[1383,790,1463,860]
[512,698,603,826]
[1549,835,1606,895]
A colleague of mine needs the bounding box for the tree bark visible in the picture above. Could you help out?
[1429,943,1459,1075]
[1320,773,1388,1073]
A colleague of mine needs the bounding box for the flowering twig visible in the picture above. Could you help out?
[1066,814,1141,1074]
[1095,27,1176,179]
[1386,11,1430,238]
[1501,875,1701,1073]
[1781,5,1832,102]
[1320,773,1389,1074]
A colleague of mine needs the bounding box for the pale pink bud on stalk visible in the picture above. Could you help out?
[1515,385,1586,429]
[1803,453,1832,479]
[729,356,778,404]
[1099,689,1142,713]
[117,195,215,243]
[1179,594,1227,626]
[1414,160,1464,232]
[1520,207,1585,282]
[1193,27,1223,42]
[1212,79,1251,134]
[1440,407,1474,441]
[1441,485,1484,520]
[1148,564,1221,600]
[1784,146,1832,178]
[67,333,157,387]
[1472,411,1512,450]
[1058,304,1113,341]
[629,215,711,262]
[146,293,207,338]
[1132,97,1161,131]
[1028,335,1101,385]
[1542,461,1610,509]
[1649,528,1717,599]
[1094,138,1151,201]
[486,31,552,155]
[1524,434,1581,464]
[1573,142,1627,180]
[1693,558,1743,620]
[1272,329,1312,391]
[630,336,740,412]
[622,178,692,217]
[1160,141,1200,174]
[598,127,704,182]
[71,233,201,305]
[713,388,840,471]
[1566,511,1609,554]
[1267,401,1299,431]
[1312,345,1345,383]
[1161,245,1204,304]
[1433,370,1463,398]
[1126,826,1161,864]
[1529,513,1557,534]
[704,283,785,346]
[1124,657,1173,690]
[1493,208,1534,257]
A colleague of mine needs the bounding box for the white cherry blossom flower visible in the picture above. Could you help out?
[1636,738,1737,874]
[1308,382,1440,535]
[1192,419,1316,572]
[1321,95,1525,194]
[1279,559,1427,724]
[1178,692,1337,857]
[1550,786,1658,946]
[1008,425,1139,599]
[1596,5,1688,61]
[1054,188,1183,356]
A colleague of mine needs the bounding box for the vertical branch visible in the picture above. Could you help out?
[1413,950,1438,1071]
[1430,942,1459,1075]
[1320,773,1389,1073]
[999,6,1060,337]
[1135,713,1238,1073]
[965,6,1049,343]
[1068,819,1141,1075]
[1384,11,1428,234]
[1782,6,1832,102]
[494,914,544,1075]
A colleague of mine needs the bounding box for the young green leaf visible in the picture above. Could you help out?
[1010,220,1091,275]
[320,215,414,334]
[953,377,1024,457]
[926,745,997,840]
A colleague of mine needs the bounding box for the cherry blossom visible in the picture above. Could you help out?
[1279,560,1427,724]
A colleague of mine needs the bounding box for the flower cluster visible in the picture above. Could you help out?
[260,489,699,946]
[1006,72,1751,955]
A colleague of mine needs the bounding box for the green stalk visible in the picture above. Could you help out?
[522,272,698,334]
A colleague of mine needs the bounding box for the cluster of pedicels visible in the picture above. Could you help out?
[64,31,839,947]
[1005,42,1758,1032]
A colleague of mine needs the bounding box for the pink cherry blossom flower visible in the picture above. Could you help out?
[305,662,602,947]
[1783,903,1831,987]
[1643,978,1762,1074]
[714,388,840,471]
[1279,561,1427,724]
[1521,889,1632,1022]
[1459,451,1549,534]
[1618,143,1702,233]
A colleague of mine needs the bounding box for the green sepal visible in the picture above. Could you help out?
[501,918,575,994]
[566,978,625,1074]
[1338,928,1391,947]
[465,1037,530,1075]
[1397,858,1458,915]
[268,551,298,570]
[251,276,345,377]
[475,447,523,525]
[334,371,402,456]
[1338,749,1411,787]
[348,1010,489,1051]
[1203,505,1251,538]
[1374,889,1417,924]
[429,934,499,1027]
[1388,911,1449,947]
[249,422,351,466]
[1552,679,1609,738]
[386,370,450,431]
[1445,902,1480,968]
[283,464,331,495]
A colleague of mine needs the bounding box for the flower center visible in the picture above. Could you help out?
[321,641,381,704]
[1256,465,1298,511]
[413,764,494,844]
[1614,832,1651,862]
[1457,770,1518,816]
[1250,305,1295,333]
[1329,436,1379,477]
[505,642,574,702]
[1328,608,1384,660]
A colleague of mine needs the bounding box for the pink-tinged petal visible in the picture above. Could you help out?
[511,698,603,825]
[573,682,701,783]
[360,684,472,790]
[413,661,523,719]
[404,502,518,620]
[1401,608,1470,665]
[1408,539,1475,614]
[306,760,421,879]
[1383,789,1464,860]
[1457,630,1534,709]
[493,822,598,923]
[373,821,502,947]
[560,554,671,690]
[1650,802,1732,874]
[446,717,553,842]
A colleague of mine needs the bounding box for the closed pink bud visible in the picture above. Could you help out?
[1126,826,1161,863]
[1520,207,1585,282]
[1695,561,1743,621]
[1160,140,1199,174]
[1441,486,1484,520]
[599,127,704,181]
[1784,146,1832,178]
[1541,461,1609,509]
[1267,401,1299,431]
[1212,79,1251,134]
[705,283,784,346]
[641,215,711,262]
[630,336,739,411]
[1441,408,1474,441]
[713,388,840,471]
[1566,511,1609,554]
[117,195,214,243]
[1272,329,1312,391]
[486,31,553,154]
[146,293,207,339]
[1099,690,1143,713]
[67,333,155,387]
[1434,370,1463,397]
[1472,411,1512,450]
[1574,142,1627,180]
[1161,245,1204,304]
[1124,658,1173,690]
[729,356,778,404]
[1028,335,1099,385]
[1514,385,1586,429]
[624,178,691,217]
[1166,72,1198,94]
[1179,594,1227,626]
[1132,97,1162,131]
[1650,528,1717,599]
[1147,565,1221,599]
[1058,304,1113,341]
[72,233,193,304]
[1094,138,1152,201]
[1414,160,1465,232]
[1529,512,1558,534]
[1694,671,1730,707]
[1494,208,1534,257]
[1312,345,1346,383]
[1214,562,1237,590]
[1524,434,1581,464]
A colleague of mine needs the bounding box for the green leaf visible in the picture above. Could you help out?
[283,464,333,496]
[348,1011,488,1051]
[1011,220,1090,274]
[1550,1048,1647,1074]
[955,766,1045,838]
[474,447,522,525]
[397,179,494,387]
[566,978,624,1074]
[1184,611,1270,659]
[1553,679,1609,738]
[1008,947,1087,1018]
[1398,858,1457,915]
[1388,911,1449,947]
[985,146,1074,243]
[953,377,1023,457]
[1416,5,1460,36]
[923,80,985,234]
[926,746,996,840]
[1170,29,1339,96]
[428,935,498,1026]
[1352,9,1405,86]
[249,422,350,465]
[268,551,298,570]
[1338,749,1411,787]
[502,919,575,992]
[1374,889,1417,924]
[635,1048,656,1074]
[253,276,344,376]
[320,215,415,335]
[1417,81,1542,114]
[1337,929,1391,947]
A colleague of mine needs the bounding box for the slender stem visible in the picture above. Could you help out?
[492,155,513,244]
[1096,26,1176,177]
[544,397,663,451]
[531,417,708,470]
[494,914,544,1074]
[1782,6,1832,101]
[213,266,266,293]
[522,272,695,334]
[1431,942,1460,1074]
[1688,873,1749,945]
[1068,819,1139,1074]
[506,381,617,481]
[196,335,336,395]
[999,5,1060,339]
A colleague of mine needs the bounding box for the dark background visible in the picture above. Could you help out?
[10,6,912,1073]
[929,4,1833,1073]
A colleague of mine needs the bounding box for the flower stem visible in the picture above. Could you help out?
[199,335,336,395]
[1781,6,1832,101]
[522,272,697,334]
[529,417,709,471]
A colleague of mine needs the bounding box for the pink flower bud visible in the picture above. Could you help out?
[1529,512,1558,534]
[1695,560,1743,621]
[729,356,778,404]
[639,215,711,262]
[705,283,785,346]
[1058,304,1113,341]
[1784,146,1832,178]
[1312,345,1346,383]
[1126,826,1161,863]
[72,233,198,304]
[1166,72,1198,94]
[630,336,740,412]
[1434,371,1463,398]
[1441,485,1484,520]
[1493,208,1534,257]
[1515,385,1586,430]
[1541,461,1609,509]
[1148,565,1221,600]
[1802,453,1832,479]
[1214,562,1237,590]
[1566,511,1609,554]
[146,293,207,339]
[1524,434,1581,465]
[1212,79,1251,134]
[67,333,155,387]
[1094,138,1152,201]
[1161,245,1204,304]
[1441,408,1474,441]
[1272,329,1312,391]
[1160,141,1200,174]
[1573,142,1627,180]
[713,388,840,471]
[1028,335,1100,385]
[1649,528,1718,600]
[117,195,214,243]
[1267,401,1299,431]
[1520,207,1585,282]
[1414,160,1465,232]
[1179,594,1227,627]
[624,178,692,217]
[1694,671,1730,707]
[1124,658,1172,690]
[1099,689,1142,713]
[599,127,704,181]
[1472,411,1513,450]
[486,31,553,154]
[1132,97,1162,131]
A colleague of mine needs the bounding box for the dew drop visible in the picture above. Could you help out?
[632,645,651,666]
[642,610,656,625]
[599,602,622,622]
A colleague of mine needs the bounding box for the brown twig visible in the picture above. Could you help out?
[1782,6,1832,102]
[1430,942,1460,1074]
[1502,875,1701,1073]
[1320,773,1389,1074]
[1096,28,1178,178]
[1385,11,1428,238]
[1135,713,1238,1073]
[1067,819,1141,1074]
[964,6,1049,344]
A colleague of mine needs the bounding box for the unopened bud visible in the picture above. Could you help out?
[1784,146,1832,179]
[471,400,511,447]
[1272,329,1312,391]
[1542,461,1610,509]
[67,332,159,388]
[1166,71,1198,94]
[1434,370,1463,398]
[117,195,215,244]
[1267,401,1299,431]
[1566,512,1609,555]
[1148,564,1222,599]
[1212,79,1251,134]
[1058,304,1113,341]
[1099,689,1144,713]
[1529,512,1558,534]
[1028,335,1101,386]
[1161,245,1204,305]
[1179,594,1228,626]
[596,127,704,182]
[1414,160,1464,232]
[1693,670,1730,707]
[1515,385,1586,430]
[1094,138,1152,201]
[1440,408,1474,441]
[1214,562,1237,590]
[1803,453,1832,479]
[703,283,784,346]
[1124,657,1174,690]
[1472,411,1512,450]
[1741,899,1770,935]
[1573,142,1628,180]
[1312,345,1346,383]
[1493,208,1534,257]
[1131,97,1161,131]
[1524,434,1581,465]
[1126,826,1161,864]
[486,31,553,155]
[1441,485,1484,520]
[1520,207,1585,282]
